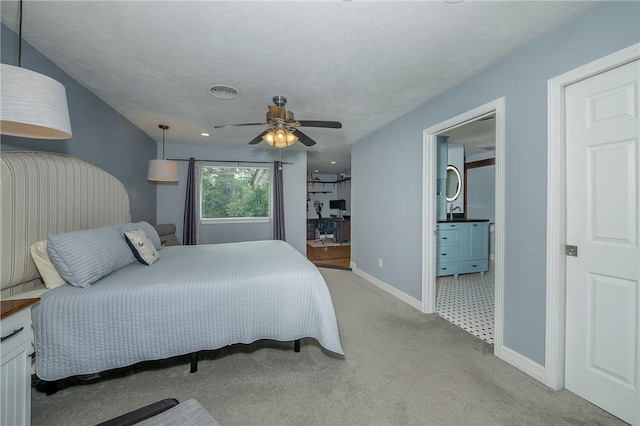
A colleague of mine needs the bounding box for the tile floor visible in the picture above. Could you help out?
[436,261,494,344]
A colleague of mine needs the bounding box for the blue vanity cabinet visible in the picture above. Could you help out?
[436,220,489,279]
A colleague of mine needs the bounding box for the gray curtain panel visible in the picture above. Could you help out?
[183,157,197,245]
[273,161,285,241]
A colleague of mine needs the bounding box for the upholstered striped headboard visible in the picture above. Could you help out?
[1,151,130,297]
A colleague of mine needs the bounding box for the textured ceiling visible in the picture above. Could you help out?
[443,115,496,157]
[1,1,595,174]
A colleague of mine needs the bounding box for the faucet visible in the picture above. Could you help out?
[448,204,461,221]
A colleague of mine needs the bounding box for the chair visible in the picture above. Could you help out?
[153,223,181,247]
[316,212,336,243]
[96,398,219,426]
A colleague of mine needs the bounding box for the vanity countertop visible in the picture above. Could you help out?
[437,218,490,223]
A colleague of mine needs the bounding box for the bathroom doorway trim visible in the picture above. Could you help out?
[421,97,506,356]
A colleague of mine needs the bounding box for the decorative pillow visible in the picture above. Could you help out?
[115,221,162,250]
[29,240,67,289]
[124,230,159,265]
[47,225,137,288]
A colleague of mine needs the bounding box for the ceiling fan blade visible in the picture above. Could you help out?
[249,130,269,145]
[292,129,316,147]
[297,120,342,129]
[214,122,267,129]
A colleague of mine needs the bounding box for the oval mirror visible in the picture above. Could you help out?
[446,165,461,202]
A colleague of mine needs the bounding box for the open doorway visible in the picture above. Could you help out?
[306,173,351,269]
[435,116,496,343]
[421,98,505,354]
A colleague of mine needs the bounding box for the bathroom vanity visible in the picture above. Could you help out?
[436,219,489,278]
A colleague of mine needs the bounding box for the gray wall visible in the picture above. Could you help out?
[351,1,640,366]
[1,23,157,223]
[156,142,308,255]
[466,163,495,257]
[466,162,495,223]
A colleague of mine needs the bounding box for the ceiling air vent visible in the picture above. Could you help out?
[208,85,239,99]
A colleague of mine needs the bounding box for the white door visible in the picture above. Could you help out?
[565,59,640,425]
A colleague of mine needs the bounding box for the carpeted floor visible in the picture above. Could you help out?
[31,268,623,425]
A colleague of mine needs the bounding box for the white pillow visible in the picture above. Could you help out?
[115,221,162,250]
[30,240,67,289]
[124,230,159,265]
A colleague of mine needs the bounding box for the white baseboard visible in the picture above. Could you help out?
[351,263,422,311]
[497,345,546,384]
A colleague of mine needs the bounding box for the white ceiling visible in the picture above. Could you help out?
[442,114,496,157]
[1,1,595,174]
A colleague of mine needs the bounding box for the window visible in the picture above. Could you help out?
[200,165,271,222]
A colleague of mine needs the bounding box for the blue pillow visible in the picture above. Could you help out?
[114,221,162,250]
[47,226,137,288]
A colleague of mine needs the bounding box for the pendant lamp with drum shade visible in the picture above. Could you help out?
[0,0,72,139]
[147,124,178,182]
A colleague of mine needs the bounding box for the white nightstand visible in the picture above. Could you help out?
[1,298,39,426]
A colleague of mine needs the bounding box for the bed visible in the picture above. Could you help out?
[1,151,344,383]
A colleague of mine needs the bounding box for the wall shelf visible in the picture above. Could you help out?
[307,177,350,202]
[307,177,351,185]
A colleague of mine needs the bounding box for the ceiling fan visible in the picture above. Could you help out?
[214,96,342,148]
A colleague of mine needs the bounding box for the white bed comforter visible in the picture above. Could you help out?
[32,240,343,381]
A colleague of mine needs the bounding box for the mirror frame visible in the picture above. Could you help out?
[445,165,462,202]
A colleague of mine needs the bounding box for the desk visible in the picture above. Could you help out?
[326,218,350,244]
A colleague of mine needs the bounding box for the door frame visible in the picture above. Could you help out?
[545,43,640,390]
[421,97,506,354]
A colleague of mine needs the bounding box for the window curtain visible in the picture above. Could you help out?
[183,157,201,245]
[272,161,286,241]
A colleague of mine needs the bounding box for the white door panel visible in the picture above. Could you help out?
[565,59,639,425]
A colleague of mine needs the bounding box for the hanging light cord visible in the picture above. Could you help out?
[159,124,169,160]
[18,0,23,67]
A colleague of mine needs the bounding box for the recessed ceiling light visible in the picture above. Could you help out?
[314,170,319,173]
[200,132,210,137]
[331,161,337,164]
[208,84,239,99]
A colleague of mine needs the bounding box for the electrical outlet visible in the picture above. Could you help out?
[378,258,383,268]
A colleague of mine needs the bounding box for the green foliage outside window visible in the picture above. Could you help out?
[201,166,270,219]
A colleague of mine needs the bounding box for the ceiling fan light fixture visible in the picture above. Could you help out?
[286,131,299,145]
[261,128,298,148]
[262,131,275,145]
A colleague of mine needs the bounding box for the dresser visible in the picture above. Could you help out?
[436,220,489,278]
[1,298,39,426]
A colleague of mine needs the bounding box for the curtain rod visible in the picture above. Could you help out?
[167,158,293,165]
